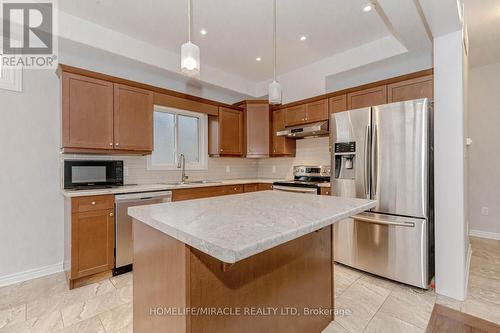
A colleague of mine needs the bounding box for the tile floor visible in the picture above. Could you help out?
[324,236,500,333]
[0,236,498,333]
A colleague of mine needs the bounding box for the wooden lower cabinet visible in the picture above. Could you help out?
[319,187,331,196]
[225,184,244,195]
[258,183,273,191]
[172,186,227,202]
[243,183,259,192]
[172,183,274,202]
[133,222,333,333]
[65,195,115,289]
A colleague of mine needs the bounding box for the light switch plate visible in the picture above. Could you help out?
[272,166,276,173]
[481,207,489,216]
[226,165,231,173]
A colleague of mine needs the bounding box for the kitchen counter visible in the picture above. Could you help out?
[131,191,375,333]
[129,191,375,263]
[60,178,283,198]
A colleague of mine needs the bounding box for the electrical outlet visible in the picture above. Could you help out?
[272,165,276,174]
[481,207,489,216]
[226,165,231,173]
[124,167,129,177]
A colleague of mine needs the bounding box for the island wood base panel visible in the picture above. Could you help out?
[133,221,334,333]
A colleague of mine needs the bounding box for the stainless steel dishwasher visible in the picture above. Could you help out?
[114,191,172,275]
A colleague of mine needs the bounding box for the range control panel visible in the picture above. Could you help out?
[293,165,331,177]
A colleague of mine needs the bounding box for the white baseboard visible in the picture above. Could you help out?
[469,229,500,241]
[0,262,63,288]
[465,243,472,293]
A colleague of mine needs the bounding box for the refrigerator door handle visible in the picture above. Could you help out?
[353,214,416,228]
[364,125,370,197]
[371,124,378,197]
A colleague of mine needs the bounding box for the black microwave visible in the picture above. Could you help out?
[64,160,124,189]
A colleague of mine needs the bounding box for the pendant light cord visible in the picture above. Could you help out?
[187,0,192,42]
[273,0,276,81]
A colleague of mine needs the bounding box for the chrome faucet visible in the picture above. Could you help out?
[177,154,188,184]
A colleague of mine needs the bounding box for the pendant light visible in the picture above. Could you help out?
[268,0,282,105]
[181,0,200,76]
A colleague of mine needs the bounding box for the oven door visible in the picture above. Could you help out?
[273,185,318,194]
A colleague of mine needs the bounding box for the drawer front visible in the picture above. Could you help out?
[334,213,428,288]
[257,183,274,191]
[72,195,114,213]
[319,187,331,196]
[244,183,259,193]
[225,185,244,195]
[172,186,226,202]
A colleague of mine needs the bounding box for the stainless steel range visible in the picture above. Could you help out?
[273,165,330,195]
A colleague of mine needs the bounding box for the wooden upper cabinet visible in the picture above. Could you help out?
[328,95,347,152]
[244,102,270,157]
[347,85,387,109]
[218,107,244,156]
[387,75,433,103]
[113,84,153,152]
[305,99,329,123]
[329,94,347,114]
[272,109,296,156]
[62,73,114,150]
[284,105,306,127]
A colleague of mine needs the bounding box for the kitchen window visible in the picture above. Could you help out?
[0,55,22,92]
[148,105,208,170]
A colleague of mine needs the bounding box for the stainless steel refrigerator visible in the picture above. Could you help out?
[331,98,434,289]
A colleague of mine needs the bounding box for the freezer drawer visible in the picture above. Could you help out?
[334,212,428,289]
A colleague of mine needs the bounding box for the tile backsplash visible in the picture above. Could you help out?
[61,154,258,185]
[61,137,330,184]
[258,137,331,179]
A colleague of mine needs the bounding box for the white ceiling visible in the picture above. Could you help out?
[463,0,500,67]
[59,0,392,82]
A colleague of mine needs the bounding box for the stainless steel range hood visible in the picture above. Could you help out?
[276,121,329,138]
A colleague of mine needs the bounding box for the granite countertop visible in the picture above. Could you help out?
[61,178,284,198]
[128,191,375,263]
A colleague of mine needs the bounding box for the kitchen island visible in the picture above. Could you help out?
[128,191,375,333]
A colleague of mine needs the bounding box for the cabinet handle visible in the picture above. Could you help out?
[305,117,308,121]
[220,148,223,152]
[109,143,113,147]
[109,212,114,217]
[91,201,96,205]
[115,143,119,147]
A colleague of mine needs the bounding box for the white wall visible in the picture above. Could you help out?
[0,69,64,283]
[325,48,432,93]
[433,30,469,300]
[468,62,500,238]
